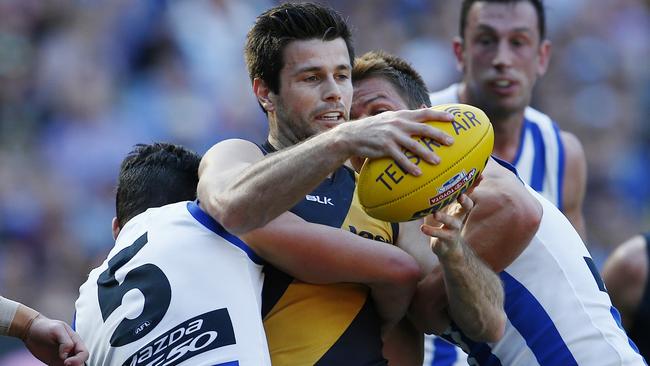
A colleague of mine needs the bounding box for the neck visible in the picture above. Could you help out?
[457,83,525,162]
[267,116,299,151]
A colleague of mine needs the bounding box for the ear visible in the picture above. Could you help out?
[536,40,552,77]
[112,217,120,240]
[253,78,275,113]
[452,36,465,73]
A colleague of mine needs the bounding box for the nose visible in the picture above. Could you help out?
[322,75,342,102]
[492,40,513,70]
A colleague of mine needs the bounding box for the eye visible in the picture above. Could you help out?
[304,75,319,82]
[370,108,390,116]
[477,35,495,46]
[336,73,350,81]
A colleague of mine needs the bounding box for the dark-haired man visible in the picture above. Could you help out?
[427,1,589,362]
[430,0,587,240]
[196,2,522,365]
[351,49,645,366]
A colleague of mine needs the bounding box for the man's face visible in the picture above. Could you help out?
[270,38,352,144]
[351,77,409,119]
[457,1,550,118]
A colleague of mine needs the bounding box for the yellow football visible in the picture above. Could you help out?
[357,103,494,222]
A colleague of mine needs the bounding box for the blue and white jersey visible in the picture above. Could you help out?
[429,83,565,208]
[75,201,270,366]
[442,183,645,365]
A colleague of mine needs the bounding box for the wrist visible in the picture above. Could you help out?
[437,242,467,268]
[0,296,19,336]
[7,304,40,340]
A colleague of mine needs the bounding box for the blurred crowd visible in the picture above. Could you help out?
[0,0,648,363]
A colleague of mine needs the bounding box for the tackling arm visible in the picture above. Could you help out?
[239,212,421,334]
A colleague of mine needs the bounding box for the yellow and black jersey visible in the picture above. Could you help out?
[260,140,398,366]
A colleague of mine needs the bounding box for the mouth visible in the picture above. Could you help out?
[488,78,518,95]
[314,111,345,125]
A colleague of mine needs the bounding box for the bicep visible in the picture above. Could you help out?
[463,159,541,271]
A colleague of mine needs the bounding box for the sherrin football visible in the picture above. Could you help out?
[357,103,494,222]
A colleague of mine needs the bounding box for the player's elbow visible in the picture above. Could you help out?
[466,307,506,343]
[483,310,506,342]
[383,252,421,289]
[503,188,542,243]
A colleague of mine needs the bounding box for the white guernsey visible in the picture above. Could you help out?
[75,201,270,366]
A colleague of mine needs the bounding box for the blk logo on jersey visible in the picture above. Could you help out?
[306,194,334,206]
[122,309,235,366]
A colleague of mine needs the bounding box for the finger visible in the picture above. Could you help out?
[401,120,454,146]
[457,194,474,212]
[434,211,463,231]
[403,108,454,122]
[52,324,74,360]
[397,133,439,165]
[421,225,455,242]
[63,325,89,365]
[389,145,422,176]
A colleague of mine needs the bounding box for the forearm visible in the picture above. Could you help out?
[440,244,505,342]
[198,133,351,235]
[0,297,39,339]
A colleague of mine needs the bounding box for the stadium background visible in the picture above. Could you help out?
[0,0,648,363]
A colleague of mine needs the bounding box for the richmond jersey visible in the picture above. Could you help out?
[430,83,565,208]
[440,160,645,366]
[74,201,270,366]
[260,141,397,366]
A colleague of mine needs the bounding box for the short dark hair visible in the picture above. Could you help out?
[460,0,546,41]
[352,50,431,109]
[115,142,201,228]
[244,2,354,96]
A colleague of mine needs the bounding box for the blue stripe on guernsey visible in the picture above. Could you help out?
[584,257,607,292]
[511,120,530,166]
[71,312,76,331]
[186,201,264,265]
[610,306,644,358]
[211,361,239,366]
[527,121,547,192]
[552,122,565,212]
[430,337,458,366]
[500,272,578,365]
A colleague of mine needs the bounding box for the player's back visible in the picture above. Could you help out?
[75,201,270,366]
[444,187,645,365]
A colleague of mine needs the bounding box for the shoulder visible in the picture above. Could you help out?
[604,235,648,283]
[202,139,265,166]
[559,131,586,163]
[603,235,648,305]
